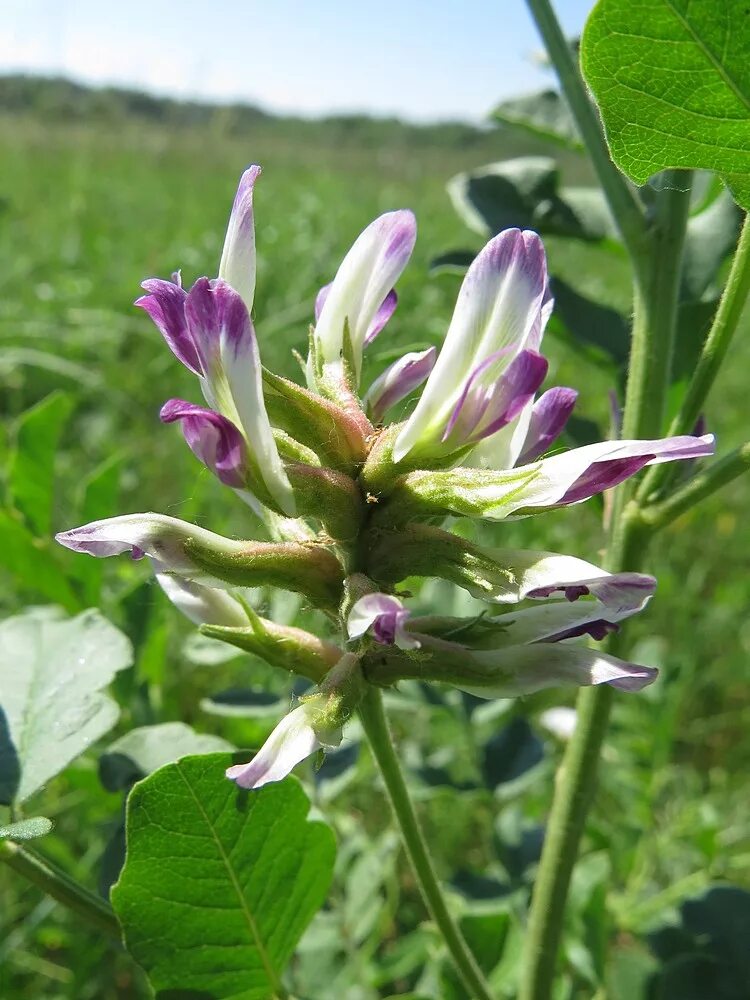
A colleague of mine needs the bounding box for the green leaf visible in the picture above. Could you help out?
[581,0,750,207]
[682,188,743,301]
[99,722,233,792]
[111,757,335,1000]
[0,608,132,804]
[0,816,53,841]
[448,157,618,243]
[547,275,630,368]
[492,89,583,150]
[8,391,74,536]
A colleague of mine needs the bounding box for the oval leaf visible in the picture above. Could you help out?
[0,608,132,805]
[111,754,336,1000]
[581,0,750,207]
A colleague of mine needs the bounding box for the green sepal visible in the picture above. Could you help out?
[183,536,344,612]
[285,463,364,541]
[201,616,343,684]
[263,367,369,473]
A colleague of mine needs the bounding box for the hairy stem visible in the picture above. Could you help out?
[638,213,750,502]
[519,166,690,997]
[525,0,649,276]
[0,839,121,939]
[358,686,494,1000]
[640,442,750,531]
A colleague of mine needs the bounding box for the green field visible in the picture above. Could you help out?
[1,82,749,999]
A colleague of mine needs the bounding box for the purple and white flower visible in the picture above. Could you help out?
[311,210,417,385]
[347,593,421,649]
[394,229,564,464]
[137,169,293,516]
[226,700,342,790]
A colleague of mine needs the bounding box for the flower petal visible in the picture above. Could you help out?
[364,347,436,423]
[160,398,248,488]
[225,703,326,789]
[136,279,201,375]
[348,593,420,650]
[517,434,716,509]
[444,349,548,446]
[460,644,658,698]
[476,573,655,645]
[154,571,250,627]
[185,278,294,514]
[364,289,399,345]
[314,210,416,378]
[516,386,578,464]
[55,513,219,573]
[218,165,261,315]
[394,228,550,462]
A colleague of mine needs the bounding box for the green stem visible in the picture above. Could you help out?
[641,442,750,531]
[519,167,691,999]
[358,686,494,1000]
[525,0,649,275]
[638,213,750,502]
[622,172,693,439]
[0,839,121,939]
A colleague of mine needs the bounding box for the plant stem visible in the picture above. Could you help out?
[638,212,750,502]
[525,0,649,275]
[519,167,690,999]
[518,508,648,1000]
[0,839,121,939]
[358,686,494,1000]
[622,172,693,439]
[640,442,750,531]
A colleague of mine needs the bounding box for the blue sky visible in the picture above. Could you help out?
[2,0,592,122]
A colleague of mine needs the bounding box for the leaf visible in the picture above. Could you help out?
[8,391,74,536]
[682,188,743,301]
[581,0,750,207]
[547,275,630,368]
[482,717,544,790]
[448,157,618,243]
[0,816,53,840]
[0,510,80,610]
[99,722,234,792]
[492,89,583,150]
[0,608,132,804]
[111,757,335,1000]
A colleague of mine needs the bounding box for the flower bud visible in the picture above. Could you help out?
[56,513,344,611]
[263,368,371,473]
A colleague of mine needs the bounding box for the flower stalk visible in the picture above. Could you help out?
[358,686,495,1000]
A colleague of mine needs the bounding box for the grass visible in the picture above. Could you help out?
[1,103,749,999]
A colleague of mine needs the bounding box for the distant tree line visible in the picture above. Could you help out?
[0,74,500,150]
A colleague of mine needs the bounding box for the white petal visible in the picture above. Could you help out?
[225,703,340,789]
[218,165,261,315]
[394,229,549,462]
[314,210,416,379]
[154,570,249,627]
[459,644,657,698]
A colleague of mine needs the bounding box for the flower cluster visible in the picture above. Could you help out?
[56,167,714,788]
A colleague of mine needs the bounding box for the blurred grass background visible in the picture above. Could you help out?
[1,76,749,998]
